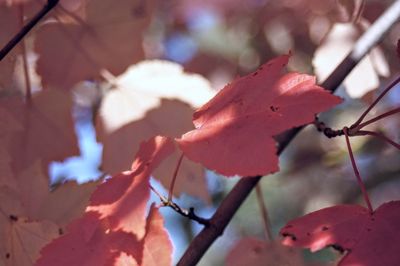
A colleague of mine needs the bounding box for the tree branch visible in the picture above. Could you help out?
[0,0,59,61]
[178,1,400,265]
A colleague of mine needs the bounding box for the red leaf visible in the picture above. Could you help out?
[280,201,400,266]
[34,0,155,89]
[141,205,173,266]
[35,212,142,266]
[225,238,305,266]
[177,55,342,177]
[88,136,175,238]
[36,136,174,266]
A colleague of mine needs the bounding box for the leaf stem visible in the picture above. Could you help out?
[255,184,273,241]
[351,76,400,129]
[355,130,400,150]
[356,106,400,130]
[343,127,373,213]
[168,152,184,202]
[0,0,59,61]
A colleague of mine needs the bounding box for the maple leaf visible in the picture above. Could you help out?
[0,148,98,264]
[99,100,210,202]
[225,238,305,266]
[34,0,155,89]
[280,201,400,266]
[0,5,19,94]
[0,162,88,266]
[36,136,174,266]
[0,90,79,174]
[177,55,342,177]
[141,205,173,266]
[88,136,174,237]
[97,60,215,202]
[0,217,60,266]
[34,180,101,227]
[313,21,389,98]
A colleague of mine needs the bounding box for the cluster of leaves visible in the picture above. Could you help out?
[1,0,399,265]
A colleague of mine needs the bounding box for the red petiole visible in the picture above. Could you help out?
[343,127,373,214]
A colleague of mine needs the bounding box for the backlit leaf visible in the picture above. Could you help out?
[280,201,400,266]
[177,55,341,177]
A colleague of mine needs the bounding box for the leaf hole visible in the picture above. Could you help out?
[270,106,279,112]
[5,253,10,259]
[9,215,18,221]
[330,244,345,253]
[282,232,297,241]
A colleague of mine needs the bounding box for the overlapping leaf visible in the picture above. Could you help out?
[34,0,155,89]
[0,161,99,266]
[225,238,305,266]
[0,4,19,94]
[0,90,79,174]
[97,60,215,202]
[36,136,174,266]
[280,201,400,265]
[177,55,342,177]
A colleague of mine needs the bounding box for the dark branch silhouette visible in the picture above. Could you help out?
[0,0,59,61]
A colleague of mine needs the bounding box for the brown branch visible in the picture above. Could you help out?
[0,0,59,61]
[177,1,400,265]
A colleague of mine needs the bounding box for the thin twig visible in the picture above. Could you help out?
[355,130,400,150]
[178,1,400,265]
[351,76,400,129]
[150,185,210,226]
[168,152,184,202]
[0,0,59,61]
[255,184,273,241]
[343,127,373,213]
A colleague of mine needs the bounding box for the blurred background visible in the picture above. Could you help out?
[2,0,400,265]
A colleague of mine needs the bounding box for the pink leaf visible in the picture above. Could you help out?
[177,55,342,177]
[88,136,175,238]
[226,238,305,266]
[141,205,173,266]
[280,201,400,266]
[36,136,174,266]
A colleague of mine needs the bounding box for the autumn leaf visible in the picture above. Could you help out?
[225,238,305,266]
[34,180,101,227]
[97,60,215,202]
[0,4,19,94]
[280,201,400,266]
[0,217,60,266]
[177,55,342,177]
[35,211,142,266]
[36,136,174,266]
[88,136,174,237]
[34,0,155,89]
[141,205,173,266]
[0,163,73,266]
[0,90,79,174]
[99,100,210,202]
